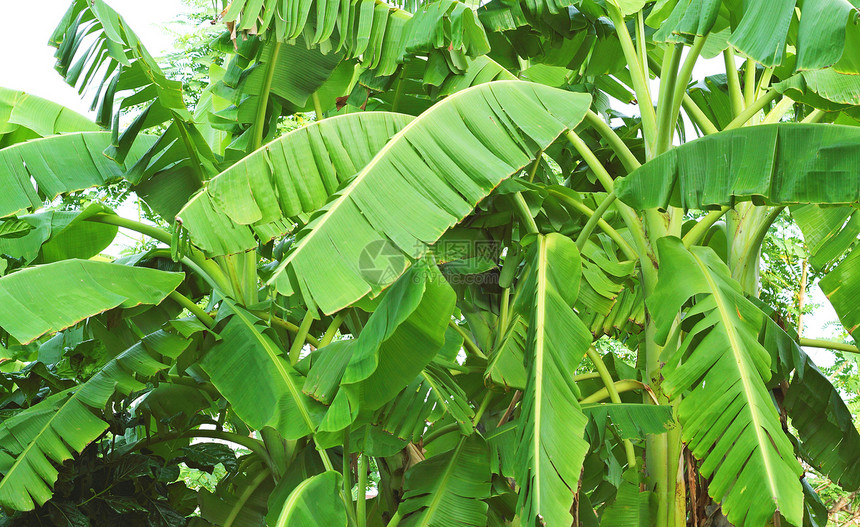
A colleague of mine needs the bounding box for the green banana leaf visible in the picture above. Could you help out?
[269,80,591,314]
[200,302,326,440]
[581,403,674,440]
[0,327,193,510]
[649,237,802,526]
[396,435,492,527]
[819,243,860,341]
[0,87,98,148]
[0,203,117,264]
[616,124,860,210]
[0,132,154,219]
[0,260,183,343]
[266,471,347,527]
[514,233,592,526]
[308,264,455,436]
[648,0,860,73]
[179,112,413,255]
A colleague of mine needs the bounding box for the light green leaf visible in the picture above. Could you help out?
[267,471,347,527]
[649,237,802,526]
[819,243,860,340]
[0,260,183,343]
[269,81,591,314]
[180,112,413,255]
[514,233,592,526]
[0,132,154,219]
[616,124,860,210]
[201,302,326,440]
[397,435,492,527]
[0,87,98,147]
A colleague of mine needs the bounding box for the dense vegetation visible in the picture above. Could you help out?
[0,0,859,525]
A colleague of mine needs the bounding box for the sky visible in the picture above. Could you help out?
[0,1,846,361]
[0,0,190,117]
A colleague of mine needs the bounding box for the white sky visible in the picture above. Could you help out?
[0,1,847,363]
[0,0,189,117]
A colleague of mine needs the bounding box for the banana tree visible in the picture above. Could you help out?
[1,0,859,526]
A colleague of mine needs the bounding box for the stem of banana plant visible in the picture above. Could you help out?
[252,41,282,151]
[289,310,316,363]
[607,4,658,153]
[575,192,618,250]
[682,207,729,248]
[799,338,860,354]
[755,67,774,99]
[356,453,368,527]
[723,48,745,117]
[743,59,756,107]
[168,291,215,329]
[312,92,324,121]
[724,89,779,130]
[744,206,785,267]
[253,311,322,347]
[584,110,641,171]
[472,391,494,425]
[802,109,825,123]
[548,190,637,260]
[665,35,706,152]
[579,379,645,404]
[320,311,348,347]
[564,130,649,258]
[498,289,510,343]
[513,192,539,235]
[655,44,683,154]
[86,214,232,292]
[343,433,356,526]
[391,67,408,113]
[584,346,637,468]
[527,151,543,182]
[448,320,487,359]
[762,96,794,124]
[681,94,719,135]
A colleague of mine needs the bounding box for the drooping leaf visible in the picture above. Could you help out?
[649,237,803,526]
[0,132,154,219]
[599,468,651,527]
[0,203,118,264]
[396,435,492,527]
[819,243,860,341]
[0,87,98,147]
[49,0,217,218]
[0,260,183,343]
[514,233,592,526]
[0,328,193,510]
[200,302,326,440]
[267,471,347,527]
[616,124,860,210]
[791,204,860,271]
[180,112,413,255]
[269,81,592,314]
[308,264,455,434]
[582,403,674,440]
[649,0,860,73]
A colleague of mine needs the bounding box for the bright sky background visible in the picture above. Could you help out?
[0,1,846,363]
